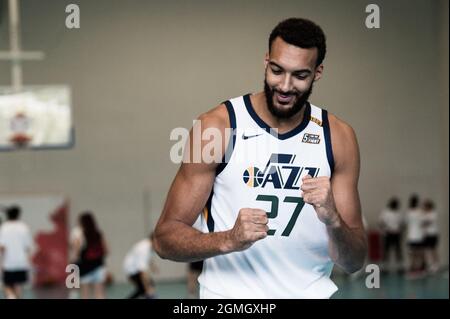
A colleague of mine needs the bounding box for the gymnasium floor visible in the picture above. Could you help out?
[1,270,448,299]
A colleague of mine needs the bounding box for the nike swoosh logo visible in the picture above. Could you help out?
[242,133,263,140]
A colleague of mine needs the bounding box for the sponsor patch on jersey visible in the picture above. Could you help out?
[310,116,322,127]
[302,133,320,144]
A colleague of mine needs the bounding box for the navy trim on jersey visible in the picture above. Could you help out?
[322,109,335,175]
[215,100,236,176]
[243,94,311,140]
[205,189,215,232]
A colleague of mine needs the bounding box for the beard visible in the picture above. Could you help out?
[264,79,313,119]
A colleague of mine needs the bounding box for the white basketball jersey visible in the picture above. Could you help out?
[198,94,338,299]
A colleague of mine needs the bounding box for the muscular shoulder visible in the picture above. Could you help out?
[328,113,356,142]
[197,103,230,132]
[182,103,230,166]
[327,113,359,171]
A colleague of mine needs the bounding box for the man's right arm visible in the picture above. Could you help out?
[153,161,232,262]
[153,105,268,262]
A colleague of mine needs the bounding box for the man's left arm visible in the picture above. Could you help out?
[0,230,4,272]
[301,116,367,274]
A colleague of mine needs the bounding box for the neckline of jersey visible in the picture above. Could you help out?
[243,93,311,140]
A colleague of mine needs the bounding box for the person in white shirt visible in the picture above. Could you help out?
[405,194,426,277]
[379,197,404,272]
[422,199,439,273]
[123,233,158,299]
[0,205,34,299]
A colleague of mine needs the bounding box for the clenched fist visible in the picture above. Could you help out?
[301,175,340,227]
[226,208,269,252]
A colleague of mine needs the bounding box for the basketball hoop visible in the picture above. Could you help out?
[10,133,32,148]
[9,111,33,148]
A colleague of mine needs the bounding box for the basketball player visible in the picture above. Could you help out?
[154,18,367,298]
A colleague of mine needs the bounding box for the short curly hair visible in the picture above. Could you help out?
[6,205,21,220]
[269,18,327,66]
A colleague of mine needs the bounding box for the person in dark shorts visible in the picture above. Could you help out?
[422,199,440,273]
[0,205,34,299]
[405,195,426,278]
[379,197,404,273]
